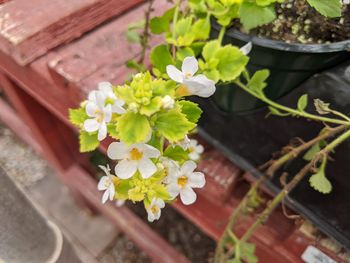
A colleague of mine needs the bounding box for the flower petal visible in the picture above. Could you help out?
[138,159,157,179]
[183,75,216,98]
[180,187,197,205]
[182,56,198,77]
[195,144,204,154]
[188,172,206,188]
[155,198,165,208]
[103,104,112,122]
[88,90,96,102]
[84,119,99,132]
[147,211,156,222]
[86,102,99,117]
[102,190,109,204]
[107,142,129,160]
[97,176,109,190]
[167,183,181,198]
[95,91,106,109]
[166,65,184,83]
[115,159,137,179]
[112,103,126,115]
[189,152,200,161]
[98,82,113,95]
[108,183,115,201]
[240,42,252,55]
[181,160,197,175]
[98,121,107,141]
[139,144,160,159]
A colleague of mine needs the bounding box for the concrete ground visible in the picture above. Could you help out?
[0,123,150,263]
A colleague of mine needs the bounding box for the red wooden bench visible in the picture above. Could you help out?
[0,1,344,262]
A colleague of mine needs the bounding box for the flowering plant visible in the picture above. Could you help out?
[69,0,350,262]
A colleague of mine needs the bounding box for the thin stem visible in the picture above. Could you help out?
[172,0,182,58]
[138,0,154,64]
[240,128,350,244]
[214,125,348,262]
[234,80,350,126]
[330,110,350,122]
[218,26,226,44]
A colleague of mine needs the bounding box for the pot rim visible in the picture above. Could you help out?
[213,22,350,53]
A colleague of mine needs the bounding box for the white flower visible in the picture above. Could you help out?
[343,0,350,4]
[161,95,175,110]
[115,199,125,207]
[240,42,252,55]
[177,135,191,150]
[97,165,116,204]
[166,57,216,98]
[166,160,205,205]
[146,198,165,222]
[84,90,112,141]
[187,139,204,161]
[107,142,160,179]
[89,82,126,114]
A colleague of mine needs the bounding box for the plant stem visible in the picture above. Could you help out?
[266,125,348,176]
[138,0,154,64]
[172,0,182,58]
[214,125,348,262]
[234,80,350,126]
[240,128,350,244]
[218,26,226,44]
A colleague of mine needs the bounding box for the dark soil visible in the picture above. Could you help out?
[239,0,350,44]
[127,202,216,263]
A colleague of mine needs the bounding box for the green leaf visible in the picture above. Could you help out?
[202,40,221,61]
[268,106,291,117]
[152,184,172,200]
[309,171,332,194]
[177,100,202,124]
[155,109,196,142]
[150,44,174,73]
[239,2,276,31]
[190,17,210,40]
[117,112,151,145]
[69,108,87,126]
[164,145,189,162]
[215,45,249,82]
[176,47,195,61]
[140,97,162,116]
[79,131,99,152]
[306,0,341,18]
[297,94,308,112]
[107,123,119,139]
[150,7,175,34]
[126,30,141,43]
[174,17,192,37]
[248,70,270,93]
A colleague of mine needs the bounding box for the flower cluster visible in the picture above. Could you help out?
[69,57,227,222]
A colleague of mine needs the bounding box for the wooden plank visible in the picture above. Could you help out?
[0,0,144,65]
[47,0,168,100]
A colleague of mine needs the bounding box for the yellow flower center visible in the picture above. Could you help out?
[104,179,111,187]
[130,148,143,160]
[185,72,192,78]
[177,176,188,188]
[151,205,159,214]
[189,147,194,153]
[176,85,190,97]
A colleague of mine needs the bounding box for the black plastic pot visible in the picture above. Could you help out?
[195,60,350,249]
[211,21,350,113]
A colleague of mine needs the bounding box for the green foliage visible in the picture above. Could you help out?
[150,44,174,74]
[69,108,87,126]
[107,123,119,139]
[125,20,145,44]
[306,0,342,18]
[150,7,175,34]
[303,140,327,161]
[297,94,308,112]
[164,145,189,162]
[200,41,249,82]
[239,2,276,31]
[79,131,99,152]
[177,100,202,124]
[155,109,196,142]
[117,112,151,145]
[248,69,270,94]
[309,157,332,194]
[268,106,291,117]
